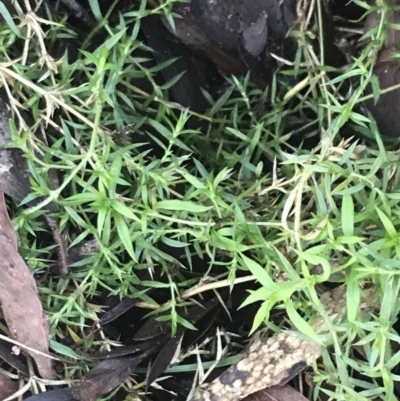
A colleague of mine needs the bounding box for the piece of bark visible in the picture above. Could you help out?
[191,331,321,401]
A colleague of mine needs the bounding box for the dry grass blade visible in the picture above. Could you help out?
[0,184,54,380]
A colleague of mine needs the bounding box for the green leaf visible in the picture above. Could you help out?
[375,206,397,238]
[50,340,92,361]
[379,277,396,327]
[214,167,232,187]
[162,237,190,248]
[341,194,354,236]
[370,74,381,105]
[226,127,249,142]
[101,29,127,51]
[64,206,88,228]
[114,214,137,262]
[335,236,365,245]
[156,200,212,213]
[295,251,331,282]
[285,301,320,343]
[80,49,100,66]
[111,200,141,222]
[209,86,233,115]
[102,210,111,245]
[109,156,123,194]
[240,253,276,291]
[240,286,270,308]
[97,208,107,237]
[176,315,197,331]
[178,170,206,189]
[193,158,209,179]
[272,280,301,304]
[87,0,102,19]
[345,275,361,323]
[0,2,21,37]
[161,71,185,90]
[140,281,170,288]
[211,231,249,252]
[249,300,271,334]
[64,193,99,205]
[386,348,400,371]
[273,246,300,281]
[148,119,192,151]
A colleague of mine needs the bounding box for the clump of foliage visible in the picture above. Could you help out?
[1,0,400,399]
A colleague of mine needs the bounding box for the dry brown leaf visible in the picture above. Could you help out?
[0,372,18,400]
[244,385,309,401]
[0,185,17,248]
[0,184,54,379]
[24,388,75,401]
[0,339,29,376]
[72,356,144,401]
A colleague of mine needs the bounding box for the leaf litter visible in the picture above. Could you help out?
[0,183,55,381]
[0,93,69,275]
[244,385,309,401]
[0,372,18,400]
[0,339,29,376]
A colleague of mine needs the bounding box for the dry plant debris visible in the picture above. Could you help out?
[0,0,399,400]
[0,94,69,275]
[191,284,380,401]
[0,183,54,380]
[245,385,309,401]
[0,183,55,379]
[72,355,148,401]
[0,372,18,400]
[192,332,320,401]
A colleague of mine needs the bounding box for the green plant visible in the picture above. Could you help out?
[1,0,400,399]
